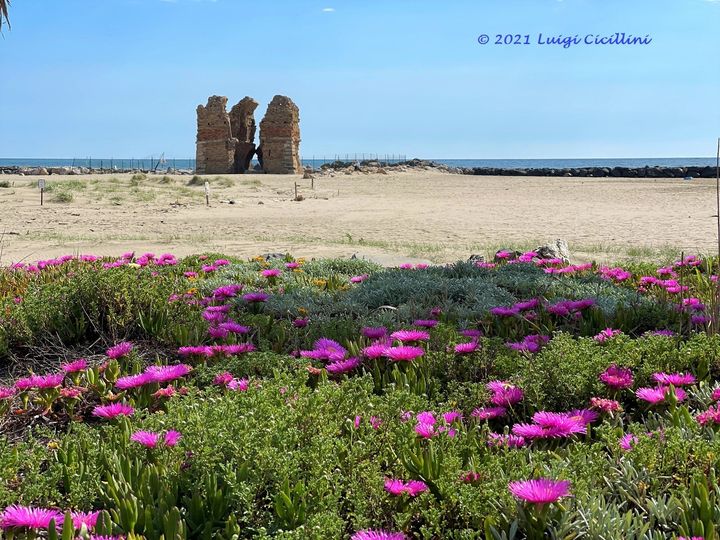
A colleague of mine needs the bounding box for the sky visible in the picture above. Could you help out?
[0,0,718,160]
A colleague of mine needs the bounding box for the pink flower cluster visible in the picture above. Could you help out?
[383,478,429,497]
[599,365,634,390]
[301,338,363,374]
[130,429,182,448]
[213,372,251,391]
[0,505,100,531]
[116,364,192,390]
[413,410,458,439]
[508,478,571,505]
[512,410,596,439]
[599,266,632,282]
[15,374,64,391]
[390,329,430,343]
[506,334,549,353]
[486,380,524,407]
[178,343,256,359]
[593,328,622,343]
[543,262,593,275]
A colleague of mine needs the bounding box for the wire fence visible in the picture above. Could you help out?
[1,153,409,173]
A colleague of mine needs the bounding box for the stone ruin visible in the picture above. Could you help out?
[195,94,301,175]
[195,96,236,175]
[258,96,302,174]
[229,97,258,173]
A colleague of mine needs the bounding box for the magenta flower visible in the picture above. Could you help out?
[212,284,243,299]
[593,328,622,343]
[106,342,133,359]
[350,274,369,284]
[414,422,436,438]
[285,262,300,269]
[214,372,234,386]
[652,372,696,386]
[220,343,256,355]
[202,309,227,324]
[0,387,15,400]
[513,412,586,439]
[243,292,269,303]
[362,326,387,339]
[563,409,599,425]
[219,322,251,334]
[416,411,436,425]
[0,505,62,530]
[292,318,309,328]
[413,319,438,328]
[208,326,229,339]
[153,386,176,398]
[488,433,527,448]
[326,357,361,375]
[15,373,64,390]
[514,298,540,311]
[351,531,406,540]
[385,346,424,362]
[454,341,479,354]
[636,386,687,404]
[390,329,430,343]
[92,403,134,419]
[71,511,100,530]
[228,378,250,391]
[487,381,524,407]
[490,306,520,317]
[178,345,214,357]
[62,359,88,373]
[261,268,282,278]
[599,365,634,390]
[461,471,482,483]
[508,478,571,505]
[589,397,621,413]
[145,364,192,384]
[60,387,83,399]
[460,329,482,339]
[383,478,405,496]
[164,430,182,447]
[443,411,463,424]
[130,431,160,448]
[362,344,389,359]
[384,478,428,497]
[712,387,720,401]
[619,433,639,451]
[471,406,506,420]
[506,334,549,353]
[115,372,153,390]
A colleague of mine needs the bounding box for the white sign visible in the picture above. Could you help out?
[204,181,210,195]
[38,179,46,190]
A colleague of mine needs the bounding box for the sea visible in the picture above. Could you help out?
[0,157,716,171]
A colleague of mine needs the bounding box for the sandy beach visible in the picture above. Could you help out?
[0,170,716,266]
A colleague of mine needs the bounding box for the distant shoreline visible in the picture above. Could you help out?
[0,156,716,172]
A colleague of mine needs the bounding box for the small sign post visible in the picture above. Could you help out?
[204,181,210,206]
[38,179,46,206]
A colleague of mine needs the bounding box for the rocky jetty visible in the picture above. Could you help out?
[315,158,716,179]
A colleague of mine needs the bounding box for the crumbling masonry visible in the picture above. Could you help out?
[195,94,301,174]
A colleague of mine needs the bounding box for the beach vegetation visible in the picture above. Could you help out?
[1,252,720,537]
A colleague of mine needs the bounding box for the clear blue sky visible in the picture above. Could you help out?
[1,0,718,159]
